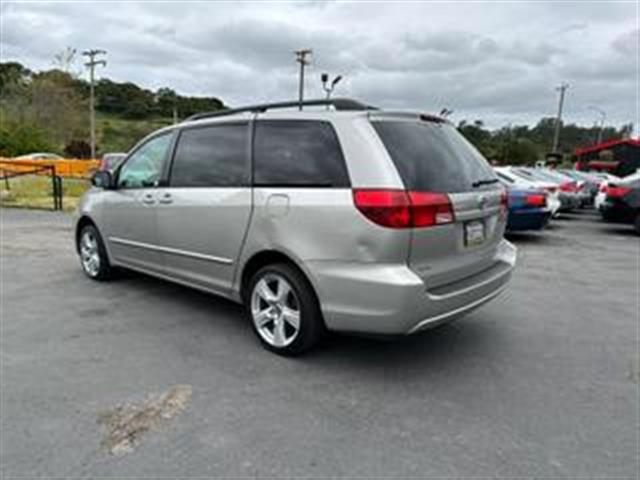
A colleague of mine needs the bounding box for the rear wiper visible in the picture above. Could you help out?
[472,178,499,188]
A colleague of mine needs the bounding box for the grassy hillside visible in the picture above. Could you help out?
[97,113,174,153]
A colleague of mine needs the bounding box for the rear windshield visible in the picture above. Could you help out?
[372,120,496,192]
[513,168,553,183]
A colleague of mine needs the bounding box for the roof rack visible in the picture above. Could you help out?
[184,98,376,122]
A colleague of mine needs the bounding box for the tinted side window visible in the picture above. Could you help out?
[373,121,496,193]
[254,120,349,187]
[170,124,248,187]
[118,133,172,188]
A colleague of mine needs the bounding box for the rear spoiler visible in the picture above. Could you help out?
[368,110,452,125]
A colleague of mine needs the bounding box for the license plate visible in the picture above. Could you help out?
[465,220,485,247]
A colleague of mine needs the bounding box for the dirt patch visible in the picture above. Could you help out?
[98,384,192,455]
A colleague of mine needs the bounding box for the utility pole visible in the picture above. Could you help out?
[294,49,312,110]
[551,82,569,154]
[83,49,106,159]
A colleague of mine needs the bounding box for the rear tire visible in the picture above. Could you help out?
[78,224,112,280]
[246,263,325,356]
[634,212,640,235]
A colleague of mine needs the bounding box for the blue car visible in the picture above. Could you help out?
[505,187,552,232]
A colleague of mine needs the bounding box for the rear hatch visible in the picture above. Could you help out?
[371,117,506,289]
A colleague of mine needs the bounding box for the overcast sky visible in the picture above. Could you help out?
[1,1,637,130]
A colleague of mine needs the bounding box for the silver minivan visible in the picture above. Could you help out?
[76,99,516,355]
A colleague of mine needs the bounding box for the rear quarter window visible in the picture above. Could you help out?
[373,121,495,193]
[253,120,350,187]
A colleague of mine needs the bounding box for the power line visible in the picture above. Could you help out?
[83,49,107,159]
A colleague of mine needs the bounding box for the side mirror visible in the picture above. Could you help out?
[91,170,114,189]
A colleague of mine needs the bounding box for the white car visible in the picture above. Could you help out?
[591,173,620,211]
[494,167,561,217]
[16,152,63,160]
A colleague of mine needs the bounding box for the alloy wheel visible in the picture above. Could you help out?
[80,230,101,277]
[251,273,301,348]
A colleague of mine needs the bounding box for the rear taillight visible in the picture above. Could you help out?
[525,194,547,207]
[599,184,608,193]
[352,189,454,228]
[352,190,411,228]
[408,192,455,227]
[607,186,631,198]
[500,190,508,217]
[559,182,577,192]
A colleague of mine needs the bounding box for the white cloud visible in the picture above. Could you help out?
[0,0,637,129]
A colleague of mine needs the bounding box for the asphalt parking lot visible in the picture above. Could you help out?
[1,207,637,477]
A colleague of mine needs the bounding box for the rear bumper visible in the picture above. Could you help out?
[601,201,635,223]
[558,192,580,210]
[307,239,517,335]
[507,209,551,231]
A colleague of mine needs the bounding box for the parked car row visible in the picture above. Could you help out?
[495,165,640,235]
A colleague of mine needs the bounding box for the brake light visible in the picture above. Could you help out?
[559,182,576,192]
[408,192,455,227]
[352,189,454,228]
[352,190,411,228]
[525,194,547,207]
[607,186,631,198]
[600,184,608,193]
[500,190,508,217]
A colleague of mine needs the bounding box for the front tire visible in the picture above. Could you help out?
[246,263,325,356]
[78,224,112,280]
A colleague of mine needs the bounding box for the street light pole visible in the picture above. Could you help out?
[321,72,342,108]
[551,82,569,154]
[83,49,106,159]
[294,49,312,110]
[587,106,606,145]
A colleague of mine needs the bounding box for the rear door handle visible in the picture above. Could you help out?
[158,192,173,204]
[141,193,155,205]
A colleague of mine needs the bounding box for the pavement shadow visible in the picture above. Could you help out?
[111,268,508,374]
[116,269,246,324]
[505,232,547,243]
[600,226,638,238]
[505,231,566,246]
[302,317,505,375]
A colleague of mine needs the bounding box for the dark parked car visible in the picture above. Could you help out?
[502,185,551,232]
[600,172,640,234]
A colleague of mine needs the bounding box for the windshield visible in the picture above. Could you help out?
[372,120,496,193]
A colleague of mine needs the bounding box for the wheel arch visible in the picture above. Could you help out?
[75,215,110,259]
[238,249,320,306]
[75,215,96,253]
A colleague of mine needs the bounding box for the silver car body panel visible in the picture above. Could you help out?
[76,108,516,335]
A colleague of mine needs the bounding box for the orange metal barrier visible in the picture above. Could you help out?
[0,158,100,178]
